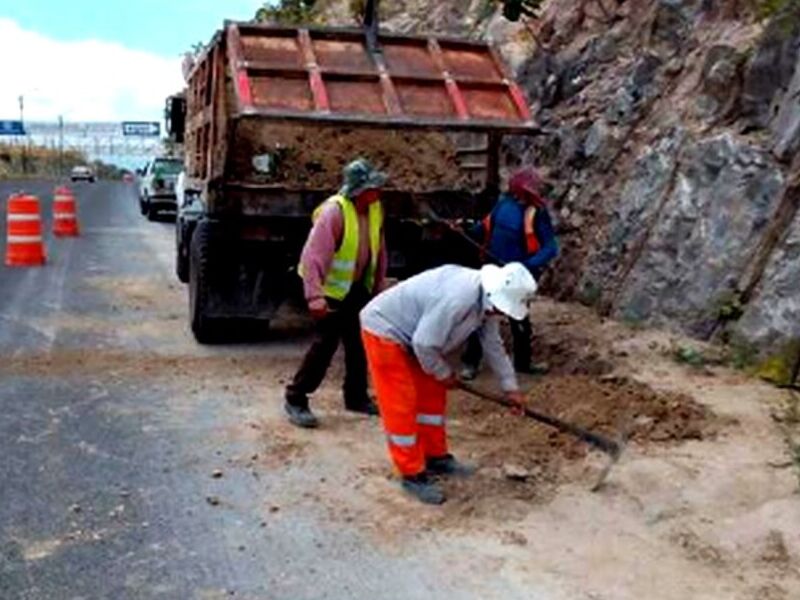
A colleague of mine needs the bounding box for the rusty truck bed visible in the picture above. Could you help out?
[223,23,535,132]
[227,24,533,131]
[184,22,536,208]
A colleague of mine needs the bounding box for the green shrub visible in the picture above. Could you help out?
[255,0,321,25]
[673,345,708,368]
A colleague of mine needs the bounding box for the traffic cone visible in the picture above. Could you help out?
[53,186,80,237]
[5,193,46,267]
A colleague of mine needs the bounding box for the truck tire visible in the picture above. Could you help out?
[189,221,221,343]
[175,224,190,283]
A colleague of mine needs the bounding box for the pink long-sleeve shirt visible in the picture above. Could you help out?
[300,202,388,303]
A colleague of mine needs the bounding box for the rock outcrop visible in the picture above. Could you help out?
[509,0,800,377]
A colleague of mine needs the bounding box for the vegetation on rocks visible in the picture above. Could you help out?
[255,0,323,24]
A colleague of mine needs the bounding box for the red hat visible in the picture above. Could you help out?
[509,167,546,207]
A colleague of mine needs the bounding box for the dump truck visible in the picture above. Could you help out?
[172,19,537,343]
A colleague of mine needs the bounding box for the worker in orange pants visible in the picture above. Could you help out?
[361,331,449,477]
[360,263,537,504]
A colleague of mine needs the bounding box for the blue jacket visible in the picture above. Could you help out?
[473,193,559,278]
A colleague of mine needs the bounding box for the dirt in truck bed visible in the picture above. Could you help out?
[233,122,477,191]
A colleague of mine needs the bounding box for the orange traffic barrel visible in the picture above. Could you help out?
[53,186,80,237]
[5,193,46,267]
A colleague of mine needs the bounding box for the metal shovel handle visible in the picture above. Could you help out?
[459,382,622,458]
[418,200,507,266]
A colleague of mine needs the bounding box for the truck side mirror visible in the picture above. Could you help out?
[165,95,186,144]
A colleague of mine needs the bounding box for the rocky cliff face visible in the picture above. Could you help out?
[508,0,800,377]
[318,0,800,377]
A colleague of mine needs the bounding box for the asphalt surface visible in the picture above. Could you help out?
[0,180,541,600]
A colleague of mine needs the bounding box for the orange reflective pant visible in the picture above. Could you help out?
[362,330,448,476]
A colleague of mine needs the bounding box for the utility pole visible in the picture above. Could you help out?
[19,95,26,174]
[58,115,64,178]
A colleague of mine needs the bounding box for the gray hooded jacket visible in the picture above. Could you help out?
[360,265,518,392]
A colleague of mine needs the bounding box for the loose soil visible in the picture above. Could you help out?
[233,122,477,191]
[432,374,716,519]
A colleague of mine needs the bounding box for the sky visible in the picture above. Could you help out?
[0,0,266,123]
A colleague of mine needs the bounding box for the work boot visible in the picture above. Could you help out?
[516,361,549,376]
[401,472,445,505]
[284,400,319,429]
[426,453,476,478]
[460,364,479,381]
[344,396,379,416]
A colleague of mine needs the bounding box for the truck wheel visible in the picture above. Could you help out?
[175,223,190,283]
[189,221,221,344]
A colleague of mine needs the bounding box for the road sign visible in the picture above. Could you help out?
[122,121,160,137]
[0,120,25,135]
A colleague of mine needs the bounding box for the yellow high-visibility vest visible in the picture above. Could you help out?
[300,194,383,300]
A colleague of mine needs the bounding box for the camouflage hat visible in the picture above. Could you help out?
[340,158,387,198]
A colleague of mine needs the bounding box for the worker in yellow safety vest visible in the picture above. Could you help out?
[285,158,388,428]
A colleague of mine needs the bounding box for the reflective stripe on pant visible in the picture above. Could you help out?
[361,329,447,476]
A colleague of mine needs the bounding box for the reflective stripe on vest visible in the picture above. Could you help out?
[388,433,417,447]
[482,205,541,258]
[416,414,445,426]
[300,194,383,301]
[523,206,540,254]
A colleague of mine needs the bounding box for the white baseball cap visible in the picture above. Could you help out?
[480,263,538,320]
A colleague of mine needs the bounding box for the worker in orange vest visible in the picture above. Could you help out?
[461,167,559,380]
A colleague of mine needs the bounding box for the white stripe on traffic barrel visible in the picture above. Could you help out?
[7,214,41,222]
[7,235,43,243]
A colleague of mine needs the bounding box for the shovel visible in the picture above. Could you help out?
[417,199,507,266]
[459,382,626,491]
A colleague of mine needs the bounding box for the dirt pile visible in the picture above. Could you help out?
[443,373,714,515]
[234,122,475,191]
[528,375,712,444]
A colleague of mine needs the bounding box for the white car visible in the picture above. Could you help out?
[138,156,183,220]
[70,165,95,183]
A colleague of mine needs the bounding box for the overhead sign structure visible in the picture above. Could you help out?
[0,120,25,135]
[122,121,160,137]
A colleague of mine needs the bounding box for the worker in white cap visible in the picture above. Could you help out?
[359,263,537,504]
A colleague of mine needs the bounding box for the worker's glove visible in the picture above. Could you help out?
[504,390,526,416]
[308,298,329,320]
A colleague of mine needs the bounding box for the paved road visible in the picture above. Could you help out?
[0,180,540,600]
